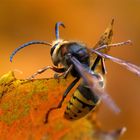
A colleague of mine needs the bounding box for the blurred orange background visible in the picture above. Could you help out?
[0,0,140,140]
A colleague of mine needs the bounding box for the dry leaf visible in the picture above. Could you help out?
[0,71,125,140]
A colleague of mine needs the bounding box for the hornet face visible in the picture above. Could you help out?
[50,39,66,66]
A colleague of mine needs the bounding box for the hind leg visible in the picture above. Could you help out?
[44,77,79,123]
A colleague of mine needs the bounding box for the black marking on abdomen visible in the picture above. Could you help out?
[72,95,94,110]
[78,84,99,103]
[65,103,81,119]
[64,93,96,120]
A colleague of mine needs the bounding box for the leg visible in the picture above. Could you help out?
[91,40,132,75]
[54,65,73,79]
[91,56,100,71]
[27,66,66,79]
[91,56,106,74]
[101,58,107,74]
[44,77,80,123]
[95,40,132,51]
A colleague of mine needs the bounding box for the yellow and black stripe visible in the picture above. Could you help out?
[64,84,100,120]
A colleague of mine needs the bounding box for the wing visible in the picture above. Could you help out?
[90,19,114,74]
[90,49,140,77]
[93,18,114,51]
[68,54,120,114]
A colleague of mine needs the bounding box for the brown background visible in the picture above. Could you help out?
[0,0,140,140]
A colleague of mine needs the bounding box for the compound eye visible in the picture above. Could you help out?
[50,46,55,56]
[50,43,59,56]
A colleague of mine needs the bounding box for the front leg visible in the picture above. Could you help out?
[54,65,73,79]
[27,66,66,79]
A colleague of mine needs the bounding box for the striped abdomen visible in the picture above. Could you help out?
[64,84,100,120]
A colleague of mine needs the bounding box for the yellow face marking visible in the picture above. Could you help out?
[51,40,68,65]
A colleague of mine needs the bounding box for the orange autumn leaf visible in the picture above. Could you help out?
[0,71,125,140]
